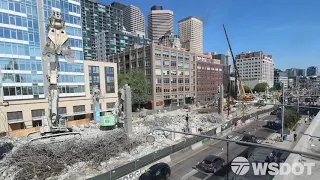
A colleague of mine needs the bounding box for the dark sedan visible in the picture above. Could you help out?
[196,155,225,173]
[236,134,258,145]
[139,162,171,180]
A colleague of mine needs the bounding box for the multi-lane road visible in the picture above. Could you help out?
[169,114,280,180]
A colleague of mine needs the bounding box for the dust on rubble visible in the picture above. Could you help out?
[0,105,268,180]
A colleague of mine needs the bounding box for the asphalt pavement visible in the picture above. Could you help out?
[169,114,278,180]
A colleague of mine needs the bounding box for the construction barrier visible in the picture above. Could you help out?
[89,107,273,180]
[67,118,90,128]
[7,118,90,137]
[7,127,40,137]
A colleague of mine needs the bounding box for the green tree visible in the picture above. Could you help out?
[284,108,301,129]
[243,86,251,93]
[253,82,268,92]
[118,70,150,108]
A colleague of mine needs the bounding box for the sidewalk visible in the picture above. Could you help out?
[262,117,310,149]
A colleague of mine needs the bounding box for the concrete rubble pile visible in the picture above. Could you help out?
[0,109,225,180]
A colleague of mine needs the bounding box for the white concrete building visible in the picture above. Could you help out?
[178,16,203,53]
[148,6,174,44]
[235,51,274,89]
[123,5,146,36]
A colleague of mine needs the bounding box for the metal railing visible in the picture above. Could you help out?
[89,108,273,180]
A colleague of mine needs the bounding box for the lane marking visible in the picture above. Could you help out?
[180,169,198,180]
[170,116,272,168]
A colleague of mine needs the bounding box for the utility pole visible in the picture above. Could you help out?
[297,78,300,113]
[227,141,229,180]
[281,83,285,139]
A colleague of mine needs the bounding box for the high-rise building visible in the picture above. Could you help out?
[285,68,305,77]
[0,0,118,133]
[307,66,318,76]
[81,0,123,60]
[178,16,203,53]
[111,2,145,36]
[96,30,150,61]
[148,5,173,44]
[235,51,274,88]
[274,69,288,88]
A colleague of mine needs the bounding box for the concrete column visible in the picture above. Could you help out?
[218,84,224,114]
[124,84,132,135]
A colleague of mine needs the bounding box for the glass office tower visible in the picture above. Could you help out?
[0,0,85,101]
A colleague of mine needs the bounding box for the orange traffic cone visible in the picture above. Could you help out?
[221,147,224,152]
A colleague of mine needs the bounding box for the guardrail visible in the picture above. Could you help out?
[89,108,273,180]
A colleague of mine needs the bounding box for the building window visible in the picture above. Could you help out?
[163,78,170,83]
[171,61,176,67]
[156,87,162,93]
[156,78,162,84]
[163,51,169,58]
[31,109,45,120]
[73,105,85,114]
[171,53,177,58]
[7,111,23,123]
[106,102,116,109]
[184,63,190,68]
[105,67,115,93]
[145,60,151,67]
[88,66,100,93]
[59,107,67,115]
[163,60,170,66]
[178,54,183,59]
[178,62,183,67]
[171,70,177,75]
[178,78,184,83]
[155,49,161,56]
[155,69,162,75]
[155,59,162,66]
[171,78,177,83]
[146,69,151,75]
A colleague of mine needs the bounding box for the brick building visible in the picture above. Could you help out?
[195,54,223,102]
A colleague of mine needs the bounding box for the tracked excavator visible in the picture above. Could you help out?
[36,11,78,138]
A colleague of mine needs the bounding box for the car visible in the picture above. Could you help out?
[270,109,277,115]
[139,162,171,180]
[236,134,258,145]
[196,155,225,173]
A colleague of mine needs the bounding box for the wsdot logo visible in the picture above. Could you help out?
[231,157,250,175]
[231,156,315,176]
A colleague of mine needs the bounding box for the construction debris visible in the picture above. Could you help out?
[0,106,257,180]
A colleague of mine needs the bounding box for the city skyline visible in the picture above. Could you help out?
[100,0,320,70]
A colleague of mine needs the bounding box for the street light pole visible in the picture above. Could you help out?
[227,141,229,180]
[281,83,285,139]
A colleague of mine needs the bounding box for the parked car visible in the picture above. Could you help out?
[237,134,258,145]
[196,155,225,173]
[139,162,171,180]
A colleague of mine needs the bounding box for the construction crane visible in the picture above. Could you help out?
[222,24,253,102]
[40,11,74,135]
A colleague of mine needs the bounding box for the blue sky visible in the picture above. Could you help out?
[100,0,320,71]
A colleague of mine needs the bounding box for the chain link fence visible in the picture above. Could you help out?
[90,108,273,180]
